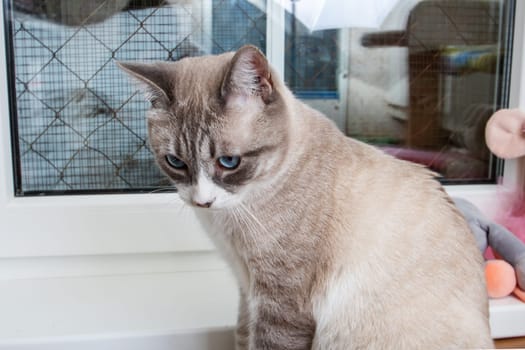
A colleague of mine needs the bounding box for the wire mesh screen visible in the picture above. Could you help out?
[402,0,508,180]
[284,15,338,97]
[5,0,514,195]
[342,0,513,183]
[7,0,266,194]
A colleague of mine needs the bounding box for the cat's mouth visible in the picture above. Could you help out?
[193,199,215,209]
[189,196,240,211]
[185,197,224,211]
[177,185,240,210]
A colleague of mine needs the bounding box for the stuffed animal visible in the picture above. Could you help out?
[485,108,525,159]
[453,197,525,302]
[453,108,525,302]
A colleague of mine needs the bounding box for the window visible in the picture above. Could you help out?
[4,0,515,196]
[0,0,522,258]
[286,0,514,184]
[7,0,267,194]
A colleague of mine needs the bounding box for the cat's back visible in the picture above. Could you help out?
[296,106,492,349]
[294,102,474,250]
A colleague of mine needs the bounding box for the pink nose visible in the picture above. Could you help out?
[194,200,213,208]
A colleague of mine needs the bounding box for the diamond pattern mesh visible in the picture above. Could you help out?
[9,0,266,194]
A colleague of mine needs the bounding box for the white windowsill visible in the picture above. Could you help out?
[490,296,525,339]
[0,268,239,350]
[0,266,523,350]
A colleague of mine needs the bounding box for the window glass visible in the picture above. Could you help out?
[7,0,266,194]
[286,0,513,183]
[4,0,514,195]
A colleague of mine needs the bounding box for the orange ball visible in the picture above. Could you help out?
[485,260,516,298]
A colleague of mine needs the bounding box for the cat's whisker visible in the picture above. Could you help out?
[144,186,185,207]
[240,203,281,257]
[239,203,283,252]
[177,200,190,216]
[147,186,177,195]
[156,192,184,207]
[238,203,264,235]
[227,207,245,241]
[232,206,263,258]
[230,207,253,244]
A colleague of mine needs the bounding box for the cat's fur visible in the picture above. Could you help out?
[118,45,493,349]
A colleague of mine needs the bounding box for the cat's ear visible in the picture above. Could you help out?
[116,61,173,108]
[221,45,274,104]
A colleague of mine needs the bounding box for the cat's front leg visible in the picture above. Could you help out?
[235,289,250,350]
[249,294,315,350]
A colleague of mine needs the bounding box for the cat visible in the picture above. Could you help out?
[118,45,493,350]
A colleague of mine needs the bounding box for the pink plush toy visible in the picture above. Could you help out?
[483,108,525,301]
[486,108,525,246]
[486,108,525,160]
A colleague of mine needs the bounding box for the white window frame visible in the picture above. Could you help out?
[0,0,523,261]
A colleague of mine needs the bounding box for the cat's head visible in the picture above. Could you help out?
[118,45,291,209]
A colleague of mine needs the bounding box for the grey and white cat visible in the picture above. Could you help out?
[118,45,493,349]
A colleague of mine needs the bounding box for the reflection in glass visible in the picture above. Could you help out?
[5,0,514,195]
[286,0,512,183]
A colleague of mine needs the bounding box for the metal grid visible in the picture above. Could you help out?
[284,13,338,96]
[405,0,508,181]
[7,0,508,194]
[8,0,266,194]
[344,0,512,183]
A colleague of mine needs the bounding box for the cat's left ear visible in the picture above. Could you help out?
[116,61,173,108]
[221,45,275,104]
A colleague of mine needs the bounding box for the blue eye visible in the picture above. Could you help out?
[165,154,187,169]
[218,156,241,170]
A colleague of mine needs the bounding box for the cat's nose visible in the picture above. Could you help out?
[193,200,214,208]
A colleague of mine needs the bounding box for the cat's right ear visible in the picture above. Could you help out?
[116,61,173,108]
[221,45,275,105]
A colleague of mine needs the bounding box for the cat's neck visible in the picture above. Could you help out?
[223,99,334,216]
[246,100,312,205]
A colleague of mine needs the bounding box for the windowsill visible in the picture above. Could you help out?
[489,294,525,338]
[0,268,239,350]
[0,267,523,350]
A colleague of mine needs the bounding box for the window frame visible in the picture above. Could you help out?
[0,0,523,259]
